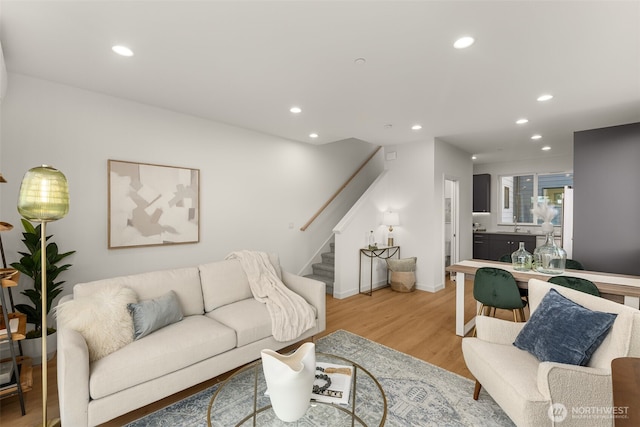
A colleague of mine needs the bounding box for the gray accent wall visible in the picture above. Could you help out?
[573,122,640,275]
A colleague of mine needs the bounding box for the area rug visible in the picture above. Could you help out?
[125,330,514,426]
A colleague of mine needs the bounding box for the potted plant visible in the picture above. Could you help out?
[10,219,75,363]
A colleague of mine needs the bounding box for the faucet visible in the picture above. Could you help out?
[513,216,521,233]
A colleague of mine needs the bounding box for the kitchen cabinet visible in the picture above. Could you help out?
[473,233,536,261]
[473,233,490,260]
[473,174,491,212]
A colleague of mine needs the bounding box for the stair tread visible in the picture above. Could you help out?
[304,273,333,282]
[312,262,334,270]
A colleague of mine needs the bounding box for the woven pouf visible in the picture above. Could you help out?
[386,257,417,292]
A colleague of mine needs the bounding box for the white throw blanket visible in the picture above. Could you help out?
[225,250,316,342]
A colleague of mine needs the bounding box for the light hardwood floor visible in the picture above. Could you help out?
[1,277,513,426]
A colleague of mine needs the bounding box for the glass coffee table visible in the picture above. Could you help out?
[207,352,387,426]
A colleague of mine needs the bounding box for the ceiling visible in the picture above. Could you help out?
[1,1,639,164]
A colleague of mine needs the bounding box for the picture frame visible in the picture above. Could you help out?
[108,160,200,248]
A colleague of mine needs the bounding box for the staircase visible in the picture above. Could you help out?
[304,243,334,295]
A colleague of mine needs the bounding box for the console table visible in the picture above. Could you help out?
[446,259,640,336]
[358,246,400,296]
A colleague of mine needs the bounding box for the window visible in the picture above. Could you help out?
[500,172,573,225]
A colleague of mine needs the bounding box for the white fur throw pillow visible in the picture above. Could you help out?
[55,285,138,362]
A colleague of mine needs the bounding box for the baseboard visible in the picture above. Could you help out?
[332,280,388,299]
[334,281,444,298]
[416,281,445,293]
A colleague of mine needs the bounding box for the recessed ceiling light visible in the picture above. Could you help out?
[454,36,475,49]
[516,118,529,125]
[309,133,318,138]
[471,155,477,160]
[411,124,422,130]
[537,94,553,102]
[354,57,367,66]
[289,106,302,114]
[112,45,134,57]
[541,146,551,151]
[531,134,542,140]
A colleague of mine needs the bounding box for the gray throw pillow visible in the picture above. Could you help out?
[513,289,617,366]
[128,290,183,340]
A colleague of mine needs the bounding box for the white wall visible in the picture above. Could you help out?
[333,138,473,298]
[0,74,381,306]
[472,155,572,232]
[435,139,474,279]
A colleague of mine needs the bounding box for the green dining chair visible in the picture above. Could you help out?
[498,253,529,302]
[473,267,527,336]
[548,276,600,297]
[565,259,585,270]
[498,254,511,263]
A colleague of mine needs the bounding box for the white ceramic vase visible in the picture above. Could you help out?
[261,342,316,422]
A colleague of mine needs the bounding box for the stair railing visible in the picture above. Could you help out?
[300,146,382,231]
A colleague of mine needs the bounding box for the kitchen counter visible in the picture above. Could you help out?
[473,230,561,237]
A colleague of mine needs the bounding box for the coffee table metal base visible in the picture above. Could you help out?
[207,352,386,426]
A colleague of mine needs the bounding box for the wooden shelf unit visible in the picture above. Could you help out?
[0,355,33,397]
[1,269,32,415]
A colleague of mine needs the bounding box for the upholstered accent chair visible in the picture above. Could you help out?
[463,278,640,427]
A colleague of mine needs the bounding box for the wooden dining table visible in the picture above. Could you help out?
[446,259,640,337]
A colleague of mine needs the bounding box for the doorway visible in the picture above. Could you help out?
[445,178,459,281]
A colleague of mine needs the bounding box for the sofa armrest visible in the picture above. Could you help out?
[282,270,326,333]
[476,316,525,345]
[57,326,91,427]
[537,362,613,425]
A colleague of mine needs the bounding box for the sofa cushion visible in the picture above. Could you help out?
[199,260,252,312]
[55,284,137,362]
[74,267,204,316]
[514,288,617,366]
[128,290,183,340]
[89,315,236,399]
[199,254,282,313]
[207,298,272,347]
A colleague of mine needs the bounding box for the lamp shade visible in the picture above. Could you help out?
[17,165,69,221]
[383,211,400,227]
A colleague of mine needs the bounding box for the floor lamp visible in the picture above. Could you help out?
[17,165,69,427]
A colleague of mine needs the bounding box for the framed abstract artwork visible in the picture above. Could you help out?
[108,160,200,248]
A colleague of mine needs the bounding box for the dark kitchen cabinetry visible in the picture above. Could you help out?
[473,233,490,260]
[473,233,536,261]
[473,174,491,213]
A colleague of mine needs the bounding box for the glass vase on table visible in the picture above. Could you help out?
[511,242,533,271]
[533,233,566,274]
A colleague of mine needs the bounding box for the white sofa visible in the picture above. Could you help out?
[462,278,640,427]
[56,257,326,427]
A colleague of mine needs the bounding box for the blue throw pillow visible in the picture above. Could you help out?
[513,288,617,366]
[127,290,183,340]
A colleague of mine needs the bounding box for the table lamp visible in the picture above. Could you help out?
[383,211,399,246]
[17,165,69,427]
